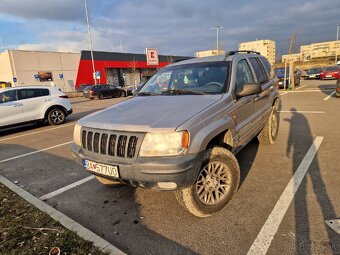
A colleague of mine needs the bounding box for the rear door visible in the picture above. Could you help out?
[17,88,50,122]
[0,89,24,127]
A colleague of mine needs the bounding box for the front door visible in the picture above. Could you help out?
[0,90,24,127]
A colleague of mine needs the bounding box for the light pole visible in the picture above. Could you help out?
[211,25,223,52]
[84,0,97,85]
[335,25,339,65]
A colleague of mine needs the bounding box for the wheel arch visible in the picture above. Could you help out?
[44,105,68,120]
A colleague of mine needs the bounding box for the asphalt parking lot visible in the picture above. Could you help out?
[1,80,339,255]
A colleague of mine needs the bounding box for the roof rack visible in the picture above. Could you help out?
[224,50,260,59]
[171,57,192,63]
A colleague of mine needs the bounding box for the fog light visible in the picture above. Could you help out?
[157,182,177,189]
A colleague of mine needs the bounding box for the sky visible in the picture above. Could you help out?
[0,0,339,58]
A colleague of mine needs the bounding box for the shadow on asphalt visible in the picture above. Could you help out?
[284,108,339,254]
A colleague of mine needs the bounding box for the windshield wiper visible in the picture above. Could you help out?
[161,89,207,95]
[137,92,158,96]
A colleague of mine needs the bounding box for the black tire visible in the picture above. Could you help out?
[175,147,240,217]
[257,107,279,144]
[47,108,66,125]
[120,91,125,97]
[98,93,104,100]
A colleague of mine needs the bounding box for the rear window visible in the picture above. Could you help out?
[324,66,340,71]
[83,86,93,91]
[249,57,268,84]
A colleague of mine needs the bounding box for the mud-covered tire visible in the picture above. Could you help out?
[120,91,125,97]
[175,147,240,217]
[95,175,124,186]
[257,107,279,145]
[47,108,66,125]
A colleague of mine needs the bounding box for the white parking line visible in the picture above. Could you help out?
[40,175,95,200]
[0,123,74,142]
[295,84,307,90]
[247,136,323,255]
[278,110,325,114]
[0,141,73,164]
[323,91,336,100]
[0,175,125,255]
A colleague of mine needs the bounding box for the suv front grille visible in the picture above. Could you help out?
[81,128,144,161]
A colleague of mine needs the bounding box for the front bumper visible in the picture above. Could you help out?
[71,143,204,190]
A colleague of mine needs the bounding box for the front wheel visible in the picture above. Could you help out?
[47,108,66,125]
[175,147,240,217]
[257,107,279,144]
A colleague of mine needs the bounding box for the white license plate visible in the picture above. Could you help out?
[83,159,119,178]
[326,74,332,77]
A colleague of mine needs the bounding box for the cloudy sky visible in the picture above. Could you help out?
[0,0,339,58]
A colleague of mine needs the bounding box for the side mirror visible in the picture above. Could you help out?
[236,83,262,97]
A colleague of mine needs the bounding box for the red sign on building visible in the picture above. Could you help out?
[146,48,159,66]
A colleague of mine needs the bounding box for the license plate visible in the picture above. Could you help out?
[326,74,332,78]
[83,159,119,178]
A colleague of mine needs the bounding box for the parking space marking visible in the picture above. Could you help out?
[295,84,307,90]
[281,89,334,93]
[0,123,74,142]
[40,175,95,200]
[73,106,105,109]
[323,91,336,100]
[247,136,323,255]
[278,110,325,114]
[0,141,73,164]
[0,175,125,255]
[280,92,288,96]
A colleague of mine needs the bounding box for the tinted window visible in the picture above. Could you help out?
[259,57,274,79]
[235,59,255,94]
[249,58,268,84]
[83,86,93,91]
[18,88,49,100]
[0,90,18,103]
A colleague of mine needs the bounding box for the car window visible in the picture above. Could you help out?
[108,85,117,90]
[18,88,49,100]
[249,57,268,84]
[0,90,18,103]
[259,57,274,79]
[235,59,255,94]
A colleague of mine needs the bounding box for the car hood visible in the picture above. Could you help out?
[78,95,223,132]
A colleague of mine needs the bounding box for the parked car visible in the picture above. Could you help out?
[83,84,126,100]
[274,67,301,88]
[72,50,280,217]
[320,66,340,80]
[76,84,92,92]
[0,86,72,129]
[305,68,322,79]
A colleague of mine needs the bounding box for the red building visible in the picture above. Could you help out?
[75,51,189,89]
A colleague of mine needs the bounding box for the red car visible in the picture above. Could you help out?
[336,72,340,97]
[320,66,340,80]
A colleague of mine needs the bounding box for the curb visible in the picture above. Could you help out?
[0,175,125,255]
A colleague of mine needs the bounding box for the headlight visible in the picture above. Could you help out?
[73,123,82,146]
[139,131,190,157]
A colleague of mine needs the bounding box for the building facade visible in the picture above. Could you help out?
[0,50,80,91]
[300,40,340,61]
[281,53,300,63]
[76,51,188,89]
[239,40,276,65]
[195,50,225,58]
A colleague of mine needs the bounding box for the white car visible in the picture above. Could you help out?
[0,86,73,128]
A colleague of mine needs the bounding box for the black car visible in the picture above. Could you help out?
[83,84,126,100]
[76,84,92,92]
[305,68,321,79]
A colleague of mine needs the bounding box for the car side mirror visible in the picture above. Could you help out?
[236,83,262,97]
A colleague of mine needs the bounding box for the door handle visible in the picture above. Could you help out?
[13,103,22,107]
[269,85,274,91]
[254,95,263,101]
[44,99,52,102]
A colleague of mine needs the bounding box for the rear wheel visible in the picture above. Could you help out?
[257,107,279,144]
[175,147,240,217]
[120,91,125,97]
[47,108,66,125]
[98,93,104,100]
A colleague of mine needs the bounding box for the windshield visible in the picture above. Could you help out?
[137,62,230,95]
[274,68,289,75]
[308,68,320,74]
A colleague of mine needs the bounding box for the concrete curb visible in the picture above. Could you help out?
[0,175,126,255]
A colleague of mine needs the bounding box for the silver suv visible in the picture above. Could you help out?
[72,51,280,217]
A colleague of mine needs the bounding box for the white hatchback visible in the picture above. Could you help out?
[0,86,73,128]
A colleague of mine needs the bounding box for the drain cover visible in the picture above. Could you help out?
[325,219,340,234]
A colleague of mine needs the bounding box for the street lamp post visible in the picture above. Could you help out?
[84,0,97,85]
[211,25,223,52]
[336,25,339,65]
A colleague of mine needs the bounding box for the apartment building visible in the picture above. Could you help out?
[195,50,225,58]
[281,53,300,63]
[239,40,276,65]
[300,40,340,61]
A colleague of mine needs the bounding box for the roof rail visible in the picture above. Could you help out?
[224,50,260,59]
[171,57,192,63]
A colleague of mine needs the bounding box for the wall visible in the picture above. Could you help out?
[0,51,14,84]
[8,50,80,92]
